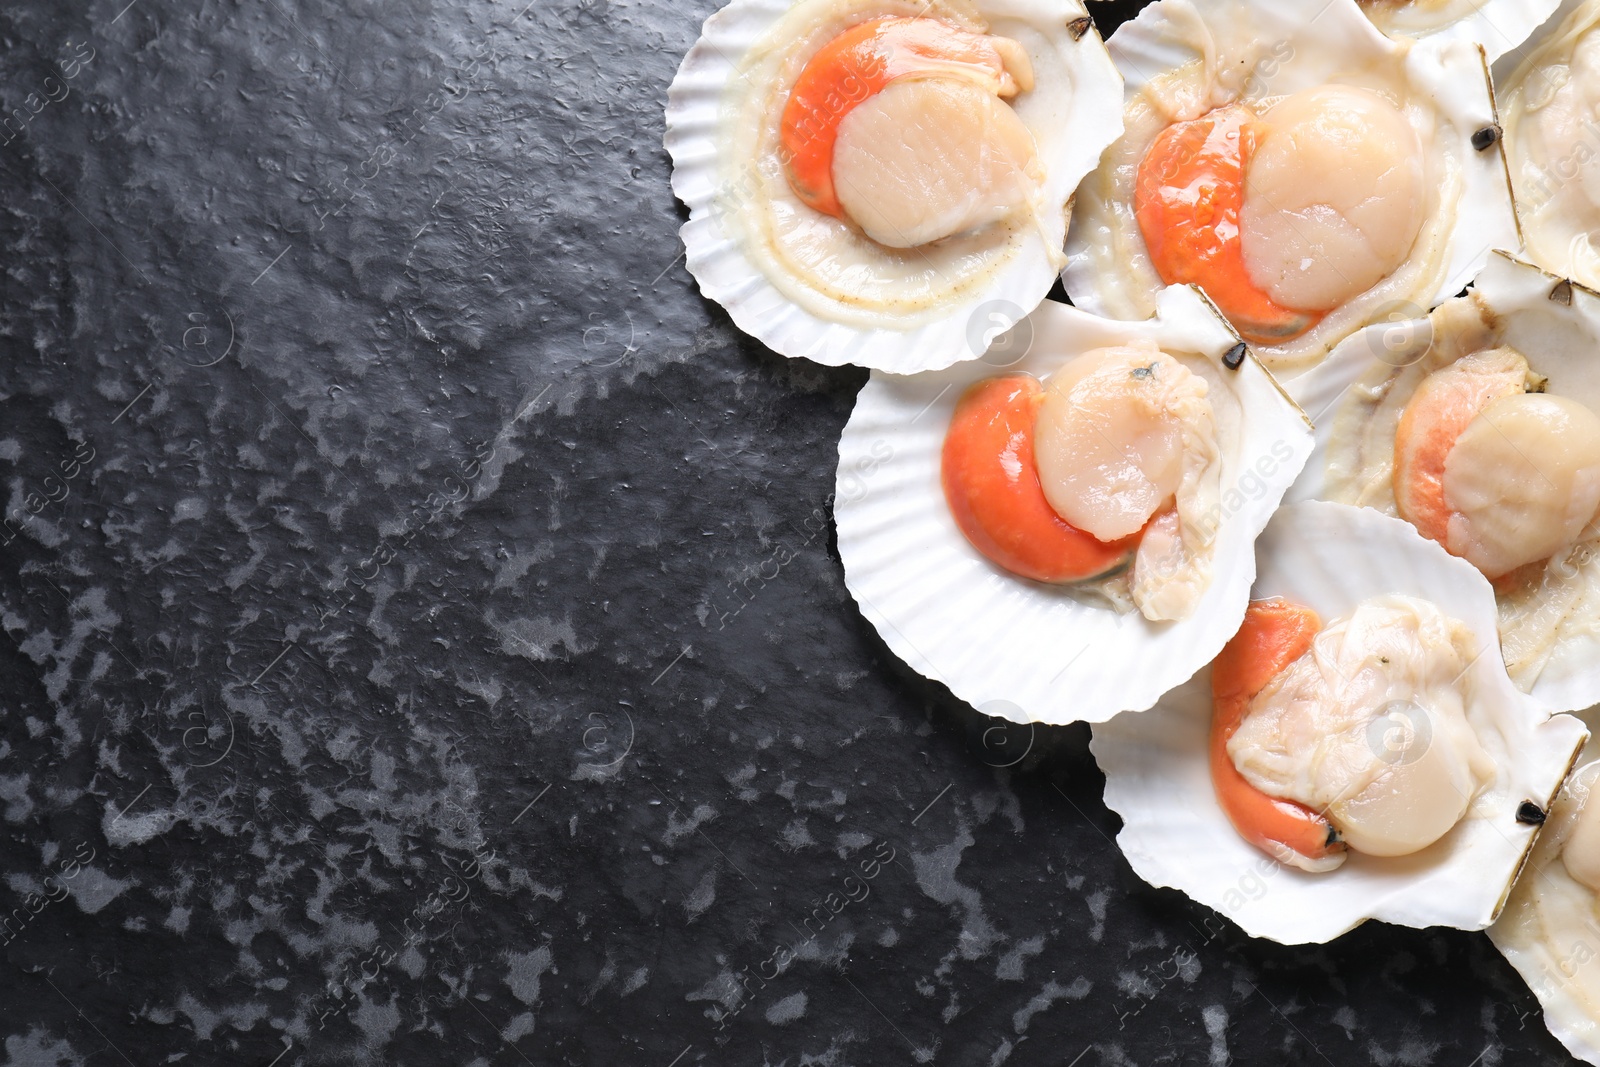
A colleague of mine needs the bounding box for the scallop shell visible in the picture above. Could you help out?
[1287,250,1600,712]
[1489,707,1600,1066]
[664,0,1124,373]
[1359,0,1561,60]
[834,285,1311,726]
[1061,0,1518,374]
[1092,501,1589,944]
[1496,0,1600,289]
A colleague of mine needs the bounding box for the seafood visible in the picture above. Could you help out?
[1290,252,1600,711]
[1215,595,1496,872]
[782,18,1038,246]
[665,0,1123,372]
[1092,502,1587,944]
[1062,0,1516,373]
[835,285,1310,726]
[942,341,1221,621]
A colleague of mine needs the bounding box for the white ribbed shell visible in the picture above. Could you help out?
[834,285,1311,726]
[665,0,1123,372]
[1092,501,1587,944]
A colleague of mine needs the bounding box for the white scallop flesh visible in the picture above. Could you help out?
[1034,341,1221,623]
[1035,342,1214,540]
[1240,85,1426,312]
[1227,595,1496,857]
[1443,393,1600,578]
[1129,506,1208,623]
[1564,782,1600,893]
[1513,27,1600,280]
[832,76,1042,249]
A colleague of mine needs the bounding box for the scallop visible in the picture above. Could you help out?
[942,340,1222,622]
[664,0,1125,373]
[834,283,1312,727]
[1092,501,1589,944]
[1499,0,1600,291]
[1227,596,1497,864]
[1288,251,1600,712]
[1061,0,1517,374]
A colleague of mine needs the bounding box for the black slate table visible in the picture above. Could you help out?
[0,1,1573,1064]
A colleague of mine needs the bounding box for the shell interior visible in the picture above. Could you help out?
[1061,0,1517,374]
[664,0,1124,373]
[1496,0,1600,291]
[834,285,1312,727]
[1360,0,1561,60]
[1091,500,1588,944]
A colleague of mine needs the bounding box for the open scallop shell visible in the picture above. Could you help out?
[1287,250,1600,712]
[1496,0,1600,289]
[1489,706,1600,1066]
[834,285,1312,726]
[1060,0,1518,374]
[1359,0,1560,60]
[1092,501,1589,944]
[664,0,1124,373]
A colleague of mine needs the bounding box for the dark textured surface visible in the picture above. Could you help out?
[0,1,1576,1064]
